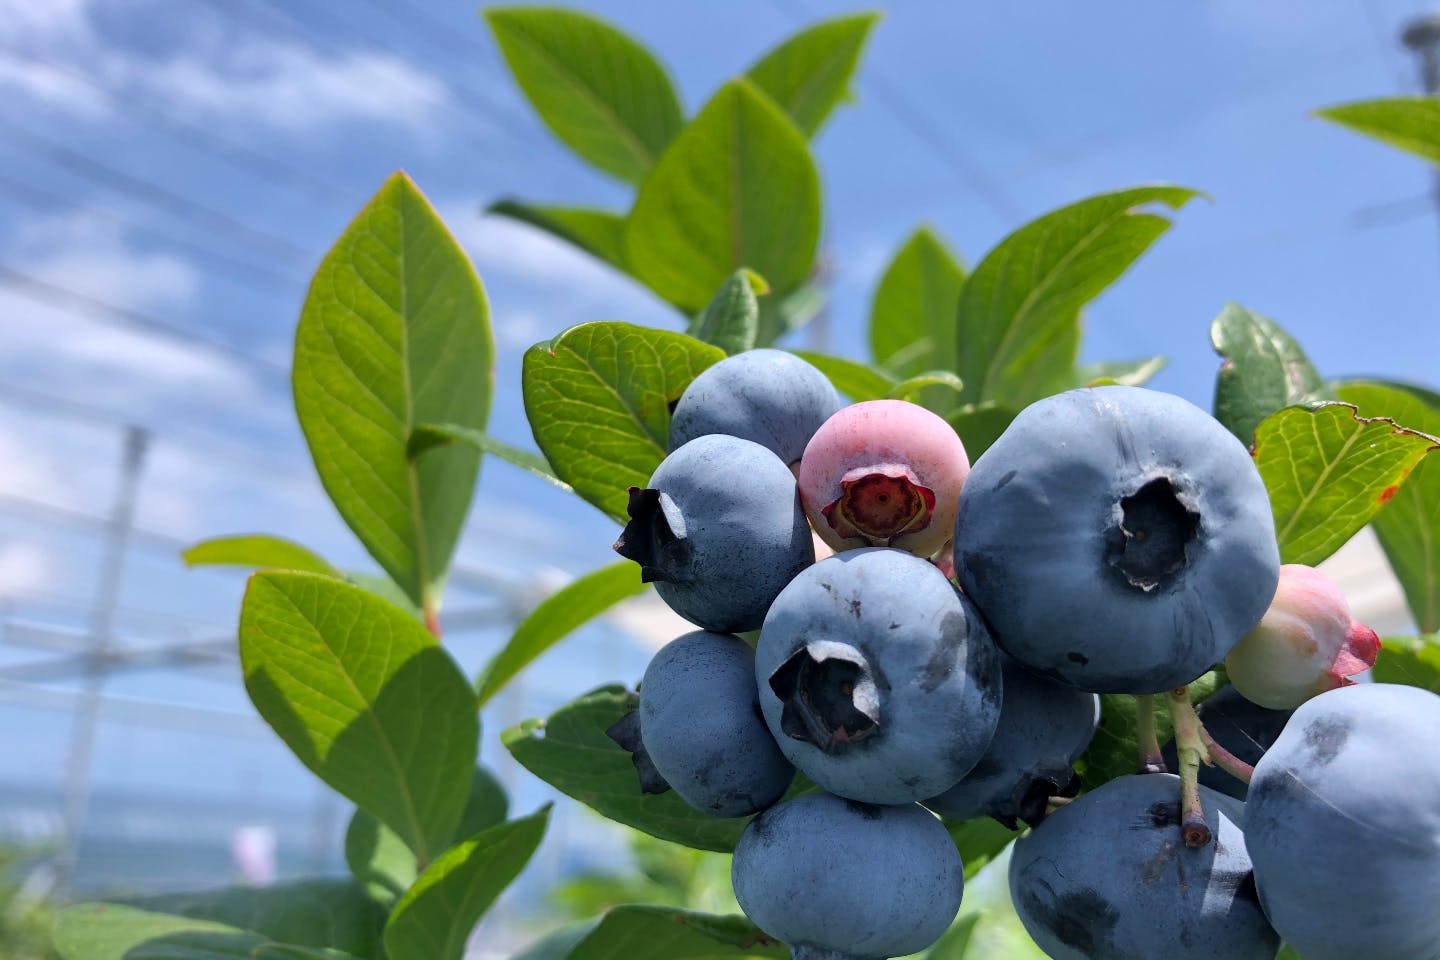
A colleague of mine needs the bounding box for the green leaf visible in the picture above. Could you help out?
[503,685,753,851]
[956,185,1199,408]
[745,13,881,136]
[947,402,1017,461]
[870,226,967,377]
[182,535,338,577]
[1318,97,1440,166]
[344,571,423,619]
[790,350,897,402]
[487,201,629,273]
[687,269,767,356]
[626,79,821,312]
[1077,673,1222,789]
[345,806,417,904]
[943,818,1016,879]
[407,421,570,493]
[484,8,683,184]
[240,572,479,864]
[478,561,647,707]
[384,807,551,960]
[755,282,825,347]
[925,914,983,960]
[181,540,421,624]
[1076,356,1166,387]
[523,321,725,522]
[557,905,786,960]
[1210,303,1332,446]
[346,767,509,903]
[1254,403,1439,567]
[54,903,368,960]
[1363,379,1440,409]
[888,371,966,403]
[122,881,384,959]
[1335,382,1440,631]
[514,921,604,960]
[1371,635,1440,693]
[294,172,492,609]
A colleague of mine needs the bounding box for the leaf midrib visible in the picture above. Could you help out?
[1273,415,1368,550]
[974,208,1125,400]
[506,22,659,175]
[268,583,432,863]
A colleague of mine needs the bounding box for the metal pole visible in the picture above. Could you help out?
[53,425,149,896]
[1402,15,1440,253]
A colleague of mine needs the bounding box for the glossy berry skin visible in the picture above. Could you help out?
[1010,774,1279,960]
[1159,684,1292,800]
[732,792,962,960]
[633,631,793,816]
[1225,564,1379,709]
[755,548,1001,805]
[799,399,970,558]
[924,654,1099,828]
[1246,683,1440,960]
[954,385,1280,693]
[669,349,842,466]
[614,434,813,633]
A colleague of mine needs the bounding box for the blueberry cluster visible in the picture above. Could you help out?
[607,354,1436,960]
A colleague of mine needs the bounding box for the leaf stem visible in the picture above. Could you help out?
[422,591,442,639]
[1135,694,1166,774]
[1167,686,1212,848]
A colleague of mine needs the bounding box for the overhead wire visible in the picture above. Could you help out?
[0,116,313,266]
[759,0,1023,221]
[0,173,305,296]
[0,262,289,382]
[0,48,356,207]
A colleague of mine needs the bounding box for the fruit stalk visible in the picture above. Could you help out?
[1136,694,1166,774]
[1198,724,1255,784]
[1168,686,1213,848]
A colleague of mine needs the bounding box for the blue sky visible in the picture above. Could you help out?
[0,0,1438,901]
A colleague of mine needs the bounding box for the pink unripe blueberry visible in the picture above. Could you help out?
[798,399,969,558]
[1225,564,1380,709]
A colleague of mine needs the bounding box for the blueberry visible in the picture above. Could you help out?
[614,434,814,633]
[1010,774,1280,960]
[799,399,970,559]
[755,547,1002,805]
[732,791,962,960]
[924,654,1099,828]
[607,631,794,817]
[954,385,1280,693]
[1246,683,1440,960]
[1159,684,1293,800]
[1225,563,1379,709]
[669,349,842,466]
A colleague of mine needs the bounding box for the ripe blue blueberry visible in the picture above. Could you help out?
[755,547,1002,805]
[669,349,842,466]
[614,434,814,633]
[1159,684,1292,800]
[732,791,962,960]
[607,631,794,817]
[1246,683,1440,960]
[1010,774,1280,960]
[924,654,1099,828]
[954,385,1280,693]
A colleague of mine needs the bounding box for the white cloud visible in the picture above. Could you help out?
[0,210,266,414]
[443,208,672,322]
[0,0,452,135]
[0,0,91,47]
[134,44,450,135]
[0,542,57,595]
[495,309,544,348]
